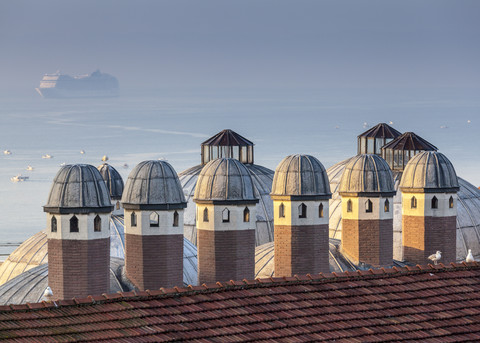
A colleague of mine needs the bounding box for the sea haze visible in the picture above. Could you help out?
[0,86,479,257]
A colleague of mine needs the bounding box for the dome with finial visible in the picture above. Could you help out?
[270,154,331,199]
[400,151,459,192]
[194,158,259,204]
[44,164,112,214]
[339,154,395,196]
[121,160,186,210]
[97,163,124,200]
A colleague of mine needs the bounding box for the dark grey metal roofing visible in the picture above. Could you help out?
[399,151,459,192]
[121,160,186,210]
[97,163,124,200]
[44,164,113,214]
[382,132,438,151]
[270,154,331,200]
[339,154,396,196]
[179,163,274,246]
[357,123,401,139]
[201,129,254,147]
[193,158,259,204]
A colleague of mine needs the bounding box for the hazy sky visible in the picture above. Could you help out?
[1,0,479,90]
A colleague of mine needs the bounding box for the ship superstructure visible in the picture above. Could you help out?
[36,70,119,98]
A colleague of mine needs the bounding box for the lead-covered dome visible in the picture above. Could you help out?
[339,154,395,196]
[194,158,259,204]
[270,154,331,199]
[44,164,112,214]
[97,163,124,200]
[121,160,186,210]
[399,151,459,192]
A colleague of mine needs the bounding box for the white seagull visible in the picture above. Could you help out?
[428,251,442,265]
[43,286,53,302]
[466,249,475,263]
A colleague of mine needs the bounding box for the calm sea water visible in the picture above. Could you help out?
[0,86,479,257]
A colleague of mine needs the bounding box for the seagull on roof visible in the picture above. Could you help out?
[428,251,442,265]
[43,286,53,302]
[466,249,475,263]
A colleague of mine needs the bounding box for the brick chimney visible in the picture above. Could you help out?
[400,151,459,265]
[44,164,113,300]
[340,154,396,267]
[97,163,124,215]
[194,158,259,285]
[270,154,332,277]
[121,160,187,290]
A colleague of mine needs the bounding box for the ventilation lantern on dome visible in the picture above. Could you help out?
[200,129,254,165]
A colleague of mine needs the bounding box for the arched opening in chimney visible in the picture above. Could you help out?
[173,211,179,227]
[243,207,250,222]
[94,215,101,232]
[298,203,307,218]
[222,208,230,223]
[150,212,159,227]
[70,215,79,233]
[51,216,57,232]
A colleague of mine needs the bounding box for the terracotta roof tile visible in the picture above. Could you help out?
[1,264,480,341]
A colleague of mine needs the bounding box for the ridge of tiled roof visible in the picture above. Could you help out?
[0,261,477,312]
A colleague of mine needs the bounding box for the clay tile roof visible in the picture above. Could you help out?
[1,264,480,342]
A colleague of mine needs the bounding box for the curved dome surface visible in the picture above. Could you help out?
[400,151,459,192]
[255,240,368,279]
[121,160,186,209]
[44,164,112,213]
[0,215,199,289]
[97,163,124,200]
[271,154,331,198]
[180,163,274,246]
[328,158,480,262]
[0,258,127,306]
[194,158,258,203]
[339,154,395,195]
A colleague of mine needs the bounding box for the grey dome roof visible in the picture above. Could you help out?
[339,154,395,196]
[399,151,459,192]
[121,160,186,210]
[193,158,259,204]
[44,164,112,214]
[270,154,331,199]
[97,163,124,200]
[180,163,274,247]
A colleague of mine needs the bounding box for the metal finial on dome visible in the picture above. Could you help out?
[339,154,395,197]
[270,154,331,200]
[200,129,254,165]
[121,160,187,210]
[97,163,124,200]
[44,164,113,214]
[399,151,459,192]
[193,158,259,204]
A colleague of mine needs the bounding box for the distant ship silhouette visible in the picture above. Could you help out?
[36,70,119,98]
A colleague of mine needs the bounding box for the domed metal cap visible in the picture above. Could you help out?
[399,151,459,193]
[44,164,113,214]
[339,154,395,197]
[270,154,331,200]
[193,158,259,204]
[121,160,187,210]
[97,163,124,200]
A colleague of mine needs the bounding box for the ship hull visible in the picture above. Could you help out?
[36,87,119,99]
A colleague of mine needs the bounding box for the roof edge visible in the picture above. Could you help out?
[2,262,479,313]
